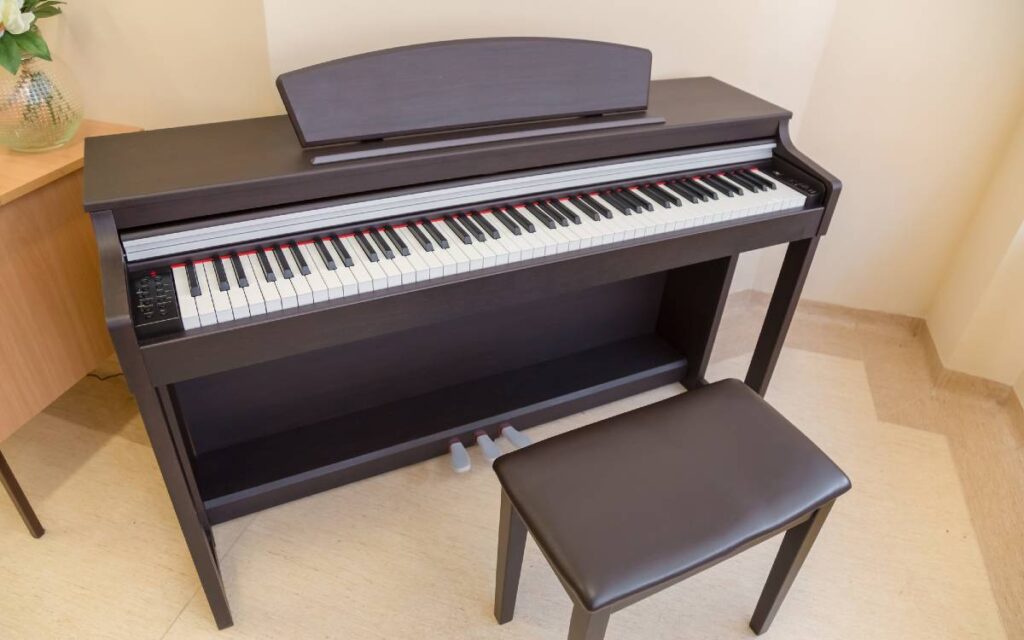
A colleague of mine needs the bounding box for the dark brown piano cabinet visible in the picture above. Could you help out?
[83,38,840,628]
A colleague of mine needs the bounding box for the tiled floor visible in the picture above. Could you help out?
[1,295,1021,639]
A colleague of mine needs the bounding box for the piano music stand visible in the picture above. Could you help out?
[277,38,666,164]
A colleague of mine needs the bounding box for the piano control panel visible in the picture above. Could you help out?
[130,267,182,339]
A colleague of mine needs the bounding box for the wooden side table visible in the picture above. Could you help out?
[0,120,138,536]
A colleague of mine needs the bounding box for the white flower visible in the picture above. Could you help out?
[0,0,35,36]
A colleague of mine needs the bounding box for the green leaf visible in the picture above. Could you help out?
[33,6,63,17]
[11,30,52,61]
[0,36,21,75]
[23,0,40,10]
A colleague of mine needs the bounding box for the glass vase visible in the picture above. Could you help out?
[0,54,83,152]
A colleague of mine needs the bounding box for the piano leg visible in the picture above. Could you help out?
[136,382,234,629]
[745,237,820,396]
[91,212,234,629]
[0,449,45,538]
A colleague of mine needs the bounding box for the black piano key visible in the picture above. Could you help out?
[638,185,671,208]
[211,256,230,291]
[492,208,522,235]
[581,193,610,217]
[601,190,632,215]
[648,184,680,207]
[355,232,380,262]
[581,193,610,218]
[744,168,775,190]
[664,181,699,204]
[444,216,474,244]
[620,188,653,212]
[368,228,395,259]
[472,211,501,239]
[229,253,249,287]
[256,249,277,282]
[330,235,355,267]
[677,179,709,202]
[288,242,311,275]
[687,178,718,200]
[384,225,410,256]
[569,195,601,221]
[408,223,435,251]
[525,202,557,229]
[537,201,568,227]
[548,199,580,224]
[507,206,536,232]
[717,173,749,194]
[272,245,294,278]
[421,219,450,249]
[705,174,738,197]
[729,171,761,192]
[458,213,487,241]
[185,261,202,296]
[314,237,337,269]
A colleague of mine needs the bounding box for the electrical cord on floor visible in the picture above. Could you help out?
[86,372,125,381]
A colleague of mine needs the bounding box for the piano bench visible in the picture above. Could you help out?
[491,378,851,639]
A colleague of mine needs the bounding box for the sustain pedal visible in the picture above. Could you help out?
[475,431,503,463]
[500,423,532,449]
[449,439,471,473]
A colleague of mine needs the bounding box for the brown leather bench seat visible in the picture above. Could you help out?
[492,378,851,638]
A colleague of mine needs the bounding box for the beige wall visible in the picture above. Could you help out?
[790,0,1024,317]
[928,111,1024,383]
[40,0,280,130]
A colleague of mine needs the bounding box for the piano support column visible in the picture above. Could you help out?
[745,237,820,396]
[656,254,738,390]
[91,212,233,629]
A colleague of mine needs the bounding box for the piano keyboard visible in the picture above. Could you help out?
[160,168,806,332]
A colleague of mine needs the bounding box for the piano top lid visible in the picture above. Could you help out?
[83,77,791,226]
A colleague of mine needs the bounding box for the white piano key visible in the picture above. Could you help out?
[235,253,267,315]
[432,221,476,273]
[171,265,201,330]
[344,235,388,290]
[297,243,330,302]
[246,253,282,312]
[278,247,314,305]
[402,224,446,278]
[304,242,344,299]
[330,236,375,293]
[380,233,420,285]
[375,249,405,287]
[190,263,218,327]
[416,222,459,276]
[392,226,432,281]
[265,249,298,309]
[219,257,251,320]
[200,261,234,323]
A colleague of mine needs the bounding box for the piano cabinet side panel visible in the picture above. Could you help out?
[174,274,667,455]
[89,212,234,629]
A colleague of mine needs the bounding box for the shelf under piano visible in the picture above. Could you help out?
[194,334,686,523]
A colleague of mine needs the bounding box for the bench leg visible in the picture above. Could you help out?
[0,450,45,539]
[568,605,610,640]
[494,489,527,624]
[750,501,833,634]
